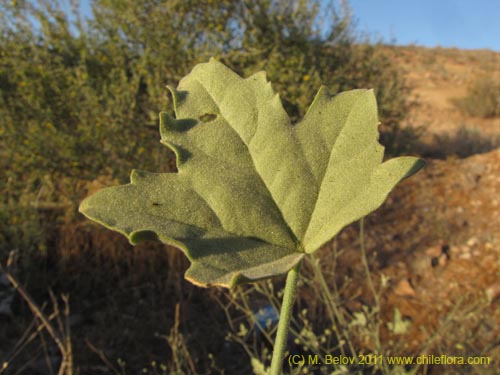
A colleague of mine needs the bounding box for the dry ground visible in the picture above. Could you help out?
[385,46,500,137]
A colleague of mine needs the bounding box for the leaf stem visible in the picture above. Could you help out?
[269,262,301,375]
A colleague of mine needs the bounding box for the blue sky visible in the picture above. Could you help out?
[348,0,500,51]
[76,0,499,51]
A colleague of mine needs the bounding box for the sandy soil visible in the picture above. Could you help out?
[386,46,500,137]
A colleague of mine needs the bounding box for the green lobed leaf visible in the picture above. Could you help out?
[79,58,424,288]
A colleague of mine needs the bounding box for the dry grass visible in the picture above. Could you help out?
[0,215,232,373]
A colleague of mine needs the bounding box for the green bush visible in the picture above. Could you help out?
[0,0,412,262]
[1,1,411,184]
[452,76,500,118]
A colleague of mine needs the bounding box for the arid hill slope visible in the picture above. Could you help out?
[385,46,500,137]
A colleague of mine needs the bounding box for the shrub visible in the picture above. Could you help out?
[1,1,412,191]
[452,76,500,118]
[431,126,500,159]
[0,0,415,262]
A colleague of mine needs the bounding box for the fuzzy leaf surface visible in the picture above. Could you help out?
[79,59,424,287]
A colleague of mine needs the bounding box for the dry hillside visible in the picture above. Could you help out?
[325,46,500,373]
[386,46,500,137]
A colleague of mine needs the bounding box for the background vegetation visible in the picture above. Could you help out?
[451,76,500,118]
[3,0,493,374]
[0,0,412,258]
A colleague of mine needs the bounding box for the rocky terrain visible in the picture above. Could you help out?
[328,46,500,373]
[334,149,500,367]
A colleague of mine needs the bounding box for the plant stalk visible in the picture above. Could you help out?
[269,262,301,375]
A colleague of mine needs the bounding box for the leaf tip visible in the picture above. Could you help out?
[166,85,188,112]
[403,157,426,179]
[78,190,103,220]
[130,169,144,184]
[78,196,90,216]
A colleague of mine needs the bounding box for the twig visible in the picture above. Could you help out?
[359,218,387,374]
[85,339,122,375]
[62,295,73,375]
[0,308,59,374]
[0,251,72,375]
